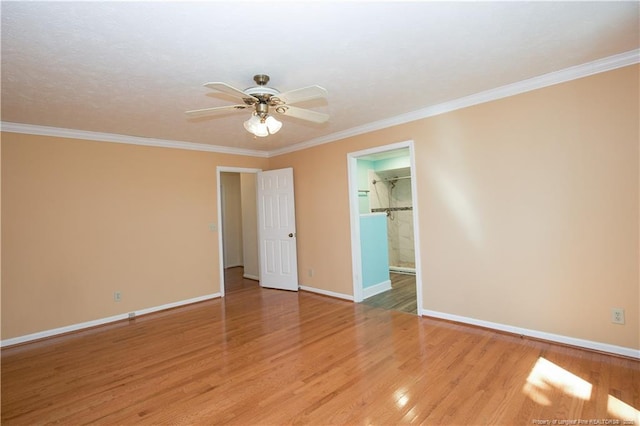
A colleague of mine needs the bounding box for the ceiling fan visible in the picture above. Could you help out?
[185,74,329,137]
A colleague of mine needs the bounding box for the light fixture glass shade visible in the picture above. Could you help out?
[243,114,261,133]
[253,123,268,137]
[265,115,282,134]
[244,114,281,137]
[243,115,268,137]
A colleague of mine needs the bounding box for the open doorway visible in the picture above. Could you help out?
[218,166,301,296]
[347,141,423,315]
[217,167,261,296]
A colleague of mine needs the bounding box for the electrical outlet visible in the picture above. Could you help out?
[611,308,625,325]
[114,291,122,302]
[308,269,314,277]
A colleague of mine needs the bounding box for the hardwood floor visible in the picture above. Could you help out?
[2,268,639,425]
[362,272,417,314]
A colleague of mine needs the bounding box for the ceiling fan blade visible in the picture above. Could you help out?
[203,82,258,102]
[274,105,329,123]
[271,85,328,105]
[185,104,250,118]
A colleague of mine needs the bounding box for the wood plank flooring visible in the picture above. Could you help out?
[2,268,639,425]
[362,272,417,314]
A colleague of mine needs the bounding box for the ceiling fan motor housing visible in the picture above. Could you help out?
[255,102,269,119]
[244,75,281,113]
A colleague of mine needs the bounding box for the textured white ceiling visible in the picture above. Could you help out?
[2,1,638,153]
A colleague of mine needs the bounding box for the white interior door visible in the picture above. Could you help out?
[257,168,299,291]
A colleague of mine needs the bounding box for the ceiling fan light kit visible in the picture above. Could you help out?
[186,74,329,137]
[243,114,282,137]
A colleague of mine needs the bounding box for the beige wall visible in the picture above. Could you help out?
[416,66,638,349]
[1,134,267,339]
[240,173,259,279]
[271,65,639,350]
[2,65,637,350]
[221,172,244,268]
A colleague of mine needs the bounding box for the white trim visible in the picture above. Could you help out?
[0,122,269,158]
[217,167,265,174]
[362,280,392,299]
[422,309,640,359]
[347,140,423,314]
[360,212,387,218]
[0,293,221,348]
[407,142,423,315]
[268,49,640,157]
[347,152,364,303]
[243,274,259,281]
[299,285,354,301]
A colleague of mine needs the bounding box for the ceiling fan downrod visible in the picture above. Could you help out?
[250,75,272,119]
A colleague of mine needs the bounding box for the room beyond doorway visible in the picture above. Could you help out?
[224,266,259,294]
[216,167,261,297]
[347,140,423,315]
[361,272,417,314]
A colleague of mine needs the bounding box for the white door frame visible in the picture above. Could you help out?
[346,140,423,314]
[216,166,262,297]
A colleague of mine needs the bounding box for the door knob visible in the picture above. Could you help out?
[288,233,294,238]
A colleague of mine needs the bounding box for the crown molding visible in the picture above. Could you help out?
[0,122,270,158]
[267,48,640,157]
[3,49,637,159]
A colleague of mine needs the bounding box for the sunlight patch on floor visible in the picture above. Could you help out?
[607,394,640,423]
[522,357,593,405]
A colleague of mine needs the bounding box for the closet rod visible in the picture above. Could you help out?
[372,175,411,184]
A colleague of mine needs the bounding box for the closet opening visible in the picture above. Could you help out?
[347,141,423,315]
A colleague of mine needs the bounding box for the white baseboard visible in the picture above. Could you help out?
[243,273,259,281]
[299,285,354,301]
[1,293,222,348]
[224,263,243,269]
[422,309,640,359]
[363,280,392,299]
